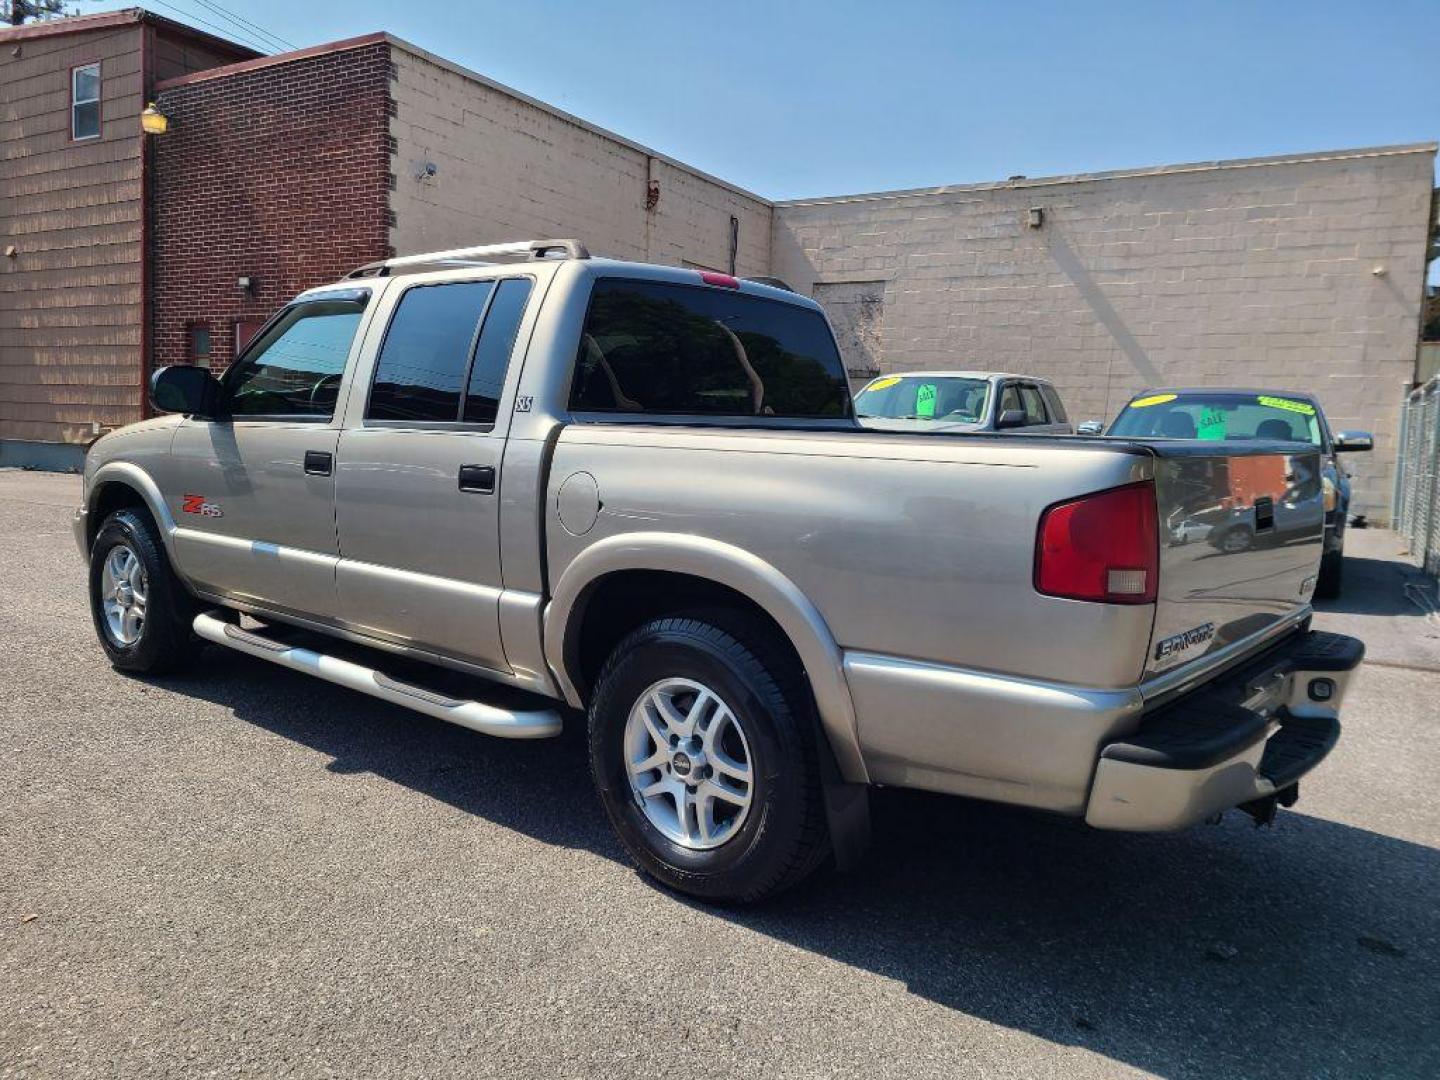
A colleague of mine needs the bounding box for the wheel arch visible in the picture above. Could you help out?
[86,463,179,564]
[544,532,867,783]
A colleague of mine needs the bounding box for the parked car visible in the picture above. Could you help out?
[1098,388,1372,597]
[854,371,1073,433]
[76,241,1362,903]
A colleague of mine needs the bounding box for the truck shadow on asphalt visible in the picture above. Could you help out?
[158,648,1438,1080]
[1315,554,1435,618]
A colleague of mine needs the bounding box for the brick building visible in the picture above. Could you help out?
[2,11,1436,519]
[149,33,772,375]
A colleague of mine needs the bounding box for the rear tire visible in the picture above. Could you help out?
[1315,548,1344,599]
[587,614,829,903]
[88,508,200,675]
[1216,525,1254,554]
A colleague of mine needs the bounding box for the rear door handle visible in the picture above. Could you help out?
[303,450,333,476]
[458,464,496,494]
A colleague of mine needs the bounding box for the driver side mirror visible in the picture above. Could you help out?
[1333,430,1373,452]
[150,364,221,418]
[1076,420,1104,435]
[995,408,1027,430]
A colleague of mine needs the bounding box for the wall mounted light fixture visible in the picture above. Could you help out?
[140,103,169,135]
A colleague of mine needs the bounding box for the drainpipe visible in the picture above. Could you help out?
[138,23,155,419]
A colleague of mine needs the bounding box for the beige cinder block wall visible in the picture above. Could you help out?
[388,39,771,277]
[774,144,1437,521]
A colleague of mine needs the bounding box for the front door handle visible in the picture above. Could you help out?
[304,450,333,476]
[458,464,496,494]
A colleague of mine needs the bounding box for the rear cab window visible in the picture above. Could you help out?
[569,279,850,420]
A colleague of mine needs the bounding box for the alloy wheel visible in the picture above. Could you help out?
[623,677,755,850]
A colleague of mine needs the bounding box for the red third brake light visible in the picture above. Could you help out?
[697,271,740,289]
[1034,481,1158,604]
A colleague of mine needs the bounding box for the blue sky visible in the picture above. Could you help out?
[77,0,1439,278]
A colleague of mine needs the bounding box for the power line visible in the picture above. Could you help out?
[130,0,278,54]
[143,0,276,53]
[188,0,295,52]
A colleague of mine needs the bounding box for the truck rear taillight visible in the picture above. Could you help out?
[1034,481,1158,604]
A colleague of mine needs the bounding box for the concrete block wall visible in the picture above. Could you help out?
[388,41,771,277]
[774,145,1437,520]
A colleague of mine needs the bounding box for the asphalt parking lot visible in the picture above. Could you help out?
[2,467,1438,1080]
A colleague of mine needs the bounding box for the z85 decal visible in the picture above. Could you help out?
[181,494,224,518]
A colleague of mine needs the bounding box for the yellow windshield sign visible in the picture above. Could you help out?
[1129,393,1177,408]
[1257,395,1315,416]
[862,376,902,393]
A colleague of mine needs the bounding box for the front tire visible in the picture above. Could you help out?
[587,615,829,903]
[88,508,199,674]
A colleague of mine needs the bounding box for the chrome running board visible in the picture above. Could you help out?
[193,610,563,739]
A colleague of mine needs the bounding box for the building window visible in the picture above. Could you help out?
[235,320,266,358]
[71,63,101,141]
[189,324,212,368]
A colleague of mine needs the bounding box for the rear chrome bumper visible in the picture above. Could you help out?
[1085,630,1363,830]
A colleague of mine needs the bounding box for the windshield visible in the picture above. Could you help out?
[853,375,991,422]
[1108,391,1324,447]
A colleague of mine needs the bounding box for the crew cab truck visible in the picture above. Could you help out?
[76,240,1364,902]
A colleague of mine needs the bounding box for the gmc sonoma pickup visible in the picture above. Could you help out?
[76,239,1364,902]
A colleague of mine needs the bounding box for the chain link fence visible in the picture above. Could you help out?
[1395,377,1440,577]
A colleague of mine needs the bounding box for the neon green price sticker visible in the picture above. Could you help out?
[1197,406,1227,441]
[1257,395,1315,416]
[915,383,937,417]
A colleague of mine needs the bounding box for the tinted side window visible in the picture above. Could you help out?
[463,278,533,425]
[570,279,849,418]
[1041,384,1068,424]
[999,384,1022,416]
[1019,385,1048,425]
[224,298,367,418]
[368,282,494,423]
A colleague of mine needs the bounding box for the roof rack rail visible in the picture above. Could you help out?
[345,239,590,280]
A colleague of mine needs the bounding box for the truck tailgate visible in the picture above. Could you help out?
[1144,442,1325,682]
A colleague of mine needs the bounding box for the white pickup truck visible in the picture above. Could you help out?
[76,240,1363,902]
